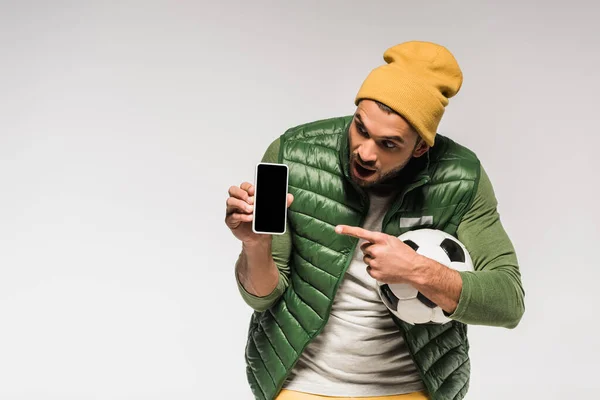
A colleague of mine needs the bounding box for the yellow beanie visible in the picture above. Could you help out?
[355,41,463,147]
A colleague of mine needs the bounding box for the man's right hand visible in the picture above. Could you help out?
[225,182,294,245]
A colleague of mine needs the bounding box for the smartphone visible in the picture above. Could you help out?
[252,162,289,235]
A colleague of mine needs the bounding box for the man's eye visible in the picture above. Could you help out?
[382,141,396,149]
[356,125,368,137]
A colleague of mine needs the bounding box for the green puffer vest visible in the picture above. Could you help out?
[245,116,480,400]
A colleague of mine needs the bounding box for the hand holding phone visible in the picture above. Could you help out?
[225,163,293,243]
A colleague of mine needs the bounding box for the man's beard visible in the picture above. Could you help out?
[349,152,412,189]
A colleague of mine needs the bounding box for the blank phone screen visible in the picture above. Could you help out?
[254,164,288,234]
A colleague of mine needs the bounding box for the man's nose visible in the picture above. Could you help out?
[358,141,377,164]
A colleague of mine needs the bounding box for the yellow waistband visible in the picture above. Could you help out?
[275,389,429,400]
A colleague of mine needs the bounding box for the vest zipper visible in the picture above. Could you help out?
[271,197,370,400]
[381,176,430,230]
[382,176,436,397]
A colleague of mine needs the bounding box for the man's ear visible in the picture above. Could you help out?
[413,139,430,158]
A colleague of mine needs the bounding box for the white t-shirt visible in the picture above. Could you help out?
[283,191,425,396]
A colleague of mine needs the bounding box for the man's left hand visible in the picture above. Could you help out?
[335,224,426,285]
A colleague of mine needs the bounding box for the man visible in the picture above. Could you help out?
[225,41,525,400]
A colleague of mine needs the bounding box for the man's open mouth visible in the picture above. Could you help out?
[353,161,376,179]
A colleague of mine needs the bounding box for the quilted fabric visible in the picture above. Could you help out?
[245,116,480,400]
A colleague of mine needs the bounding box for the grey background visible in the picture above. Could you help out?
[1,1,598,399]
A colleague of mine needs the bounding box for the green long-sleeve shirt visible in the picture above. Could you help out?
[237,138,525,328]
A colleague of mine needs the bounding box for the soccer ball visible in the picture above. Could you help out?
[376,229,474,325]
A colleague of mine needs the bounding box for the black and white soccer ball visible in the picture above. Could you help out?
[376,229,474,325]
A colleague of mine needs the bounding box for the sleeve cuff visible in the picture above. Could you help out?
[446,271,474,321]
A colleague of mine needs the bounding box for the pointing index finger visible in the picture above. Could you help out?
[335,225,382,243]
